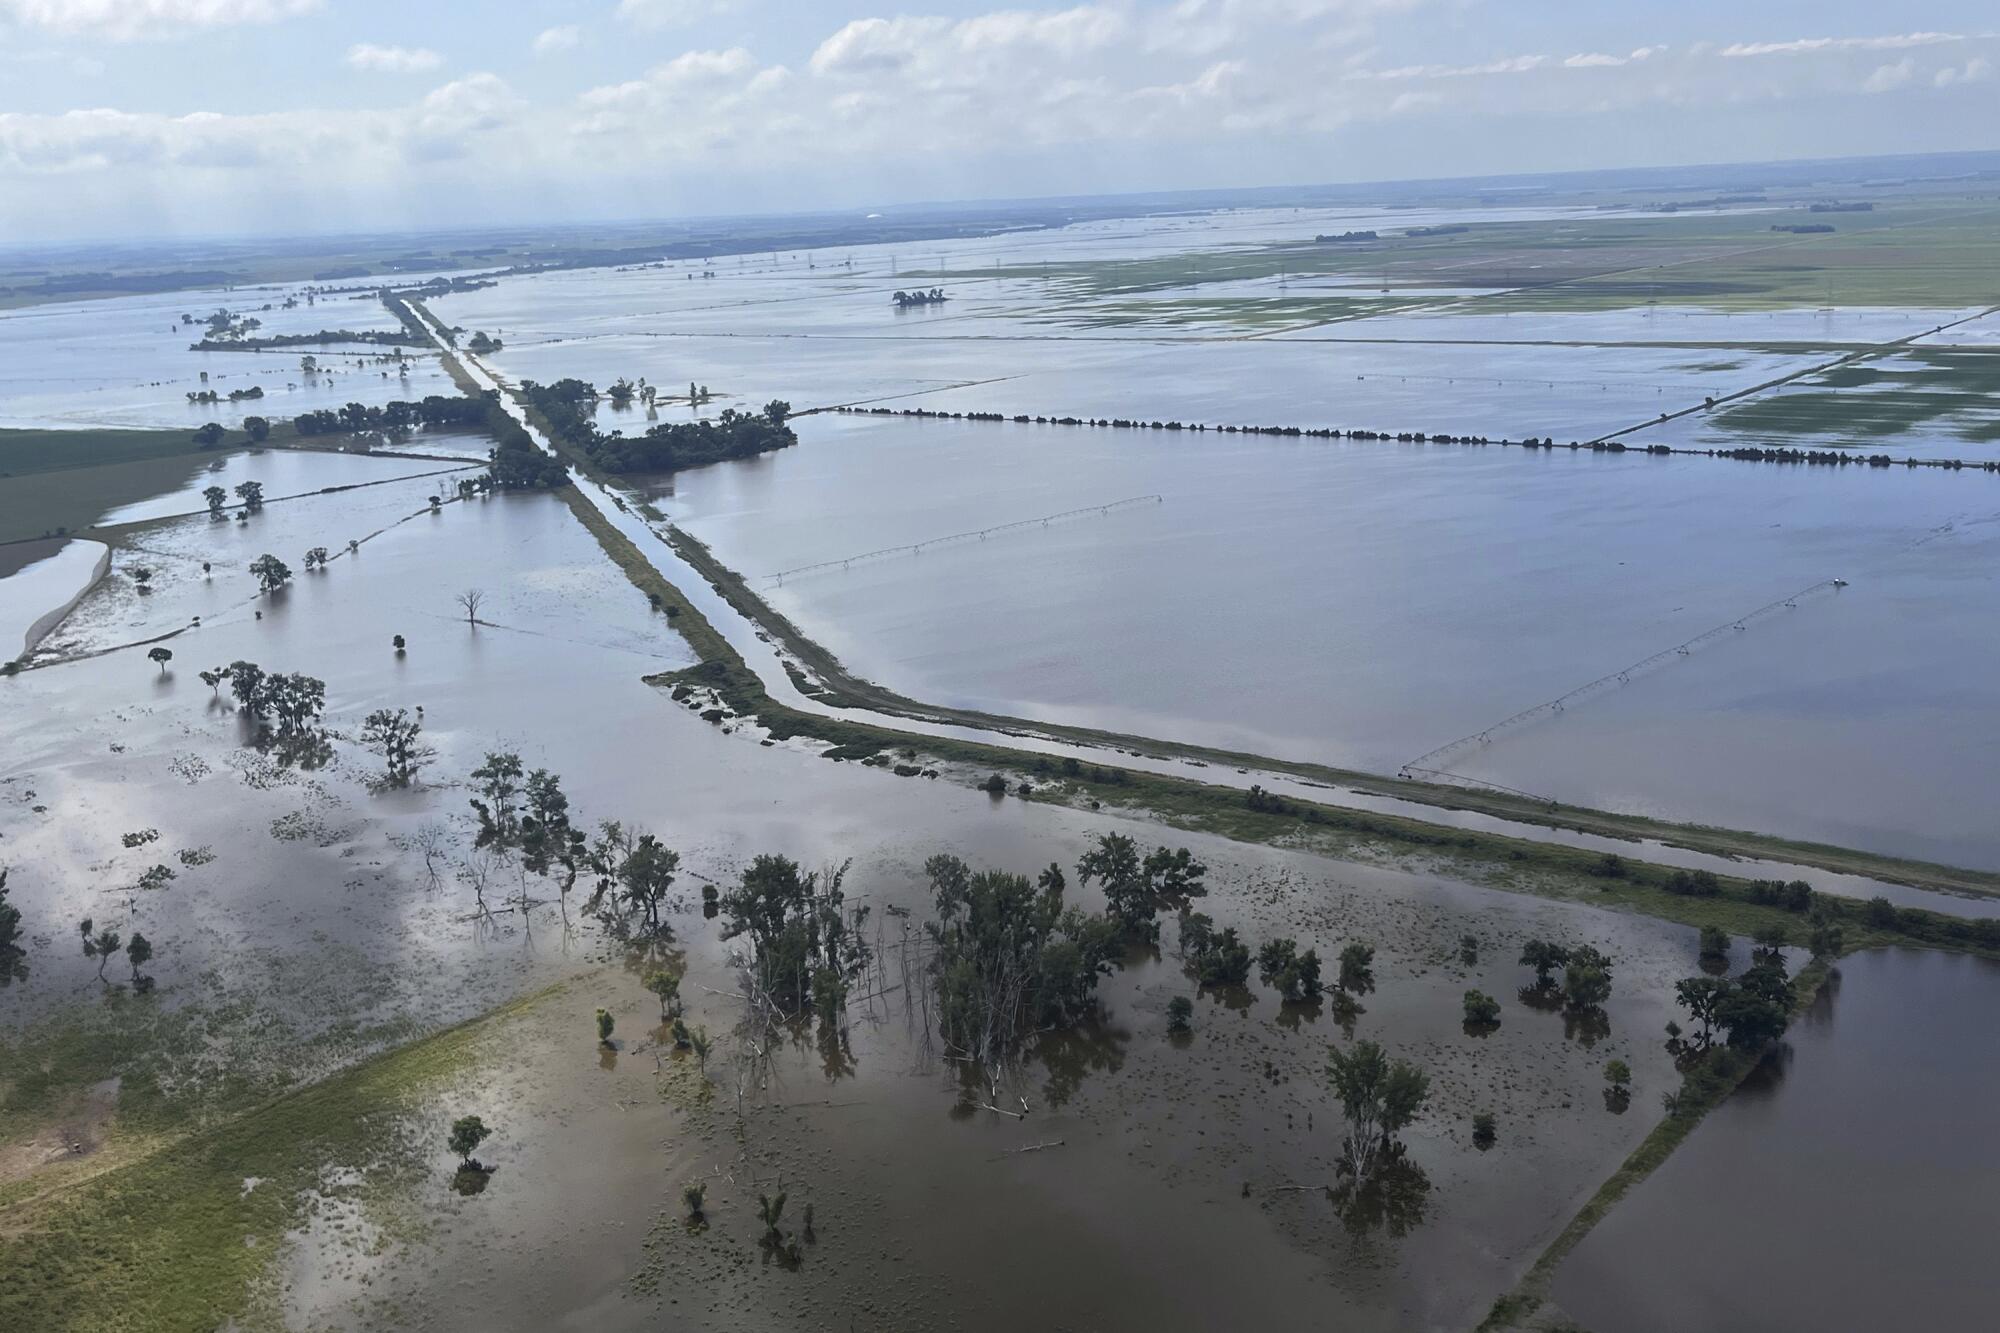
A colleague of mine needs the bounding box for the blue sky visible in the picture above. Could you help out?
[1,1,1996,241]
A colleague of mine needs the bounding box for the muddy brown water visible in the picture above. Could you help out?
[1548,946,2000,1333]
[3,458,1724,1330]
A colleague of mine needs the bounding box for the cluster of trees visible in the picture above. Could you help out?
[186,386,264,404]
[77,917,155,986]
[466,331,503,353]
[891,288,947,307]
[1518,938,1615,1011]
[719,855,870,1023]
[519,378,796,475]
[1314,230,1379,242]
[1667,940,1799,1058]
[925,854,1118,1072]
[291,395,487,437]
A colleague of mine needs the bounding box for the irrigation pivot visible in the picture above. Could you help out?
[1400,578,1849,780]
[764,496,1164,585]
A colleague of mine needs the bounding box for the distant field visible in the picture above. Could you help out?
[945,201,2000,319]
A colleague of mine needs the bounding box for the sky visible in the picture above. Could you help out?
[1,0,1997,242]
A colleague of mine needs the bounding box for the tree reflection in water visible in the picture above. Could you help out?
[1329,1144,1431,1239]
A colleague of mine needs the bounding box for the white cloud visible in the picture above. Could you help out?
[1862,58,1915,93]
[1722,32,1970,59]
[0,0,319,40]
[533,25,581,55]
[346,44,443,74]
[1935,56,1992,87]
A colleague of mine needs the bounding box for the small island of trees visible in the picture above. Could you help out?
[892,288,947,308]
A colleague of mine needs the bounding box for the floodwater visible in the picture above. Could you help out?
[0,536,105,656]
[0,280,457,433]
[1550,947,2000,1333]
[3,449,1709,1330]
[665,411,2000,868]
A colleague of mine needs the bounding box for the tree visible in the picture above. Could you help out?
[235,480,264,511]
[1716,982,1788,1050]
[1673,975,1731,1051]
[1337,941,1376,995]
[1076,833,1206,943]
[469,751,525,848]
[249,553,291,593]
[1257,937,1324,1002]
[924,855,1116,1071]
[361,709,432,787]
[1325,1040,1430,1186]
[259,672,325,735]
[300,354,318,376]
[1167,995,1193,1033]
[764,399,792,424]
[448,1115,491,1168]
[644,965,684,1021]
[91,925,122,979]
[245,415,270,441]
[1519,939,1570,988]
[148,647,173,676]
[720,854,868,1016]
[393,634,406,655]
[226,660,265,712]
[1604,1058,1631,1089]
[1752,924,1789,967]
[126,931,153,982]
[1472,1112,1497,1149]
[193,422,226,447]
[596,1007,615,1046]
[203,485,228,518]
[303,546,330,570]
[1698,925,1730,962]
[1807,906,1845,959]
[0,868,22,958]
[198,668,224,694]
[456,588,486,625]
[1564,945,1614,1010]
[1462,989,1501,1029]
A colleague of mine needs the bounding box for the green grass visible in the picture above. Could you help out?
[0,427,234,479]
[0,981,569,1332]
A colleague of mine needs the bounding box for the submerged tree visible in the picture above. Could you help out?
[720,854,870,1019]
[234,480,265,512]
[925,854,1117,1075]
[1075,833,1207,944]
[469,751,526,848]
[1462,989,1501,1031]
[1257,937,1324,1002]
[456,588,486,625]
[1336,941,1376,995]
[126,931,153,984]
[1326,1039,1430,1188]
[1519,939,1570,988]
[361,708,433,787]
[1562,945,1614,1011]
[148,647,173,676]
[203,485,229,519]
[248,553,291,593]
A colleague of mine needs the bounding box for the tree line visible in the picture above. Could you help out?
[520,378,796,475]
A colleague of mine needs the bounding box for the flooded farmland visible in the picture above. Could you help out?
[1549,947,2000,1333]
[6,183,2000,1333]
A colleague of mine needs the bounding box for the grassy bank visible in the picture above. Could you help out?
[0,981,570,1332]
[1477,956,1835,1331]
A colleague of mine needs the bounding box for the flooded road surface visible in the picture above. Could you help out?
[1550,947,2000,1333]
